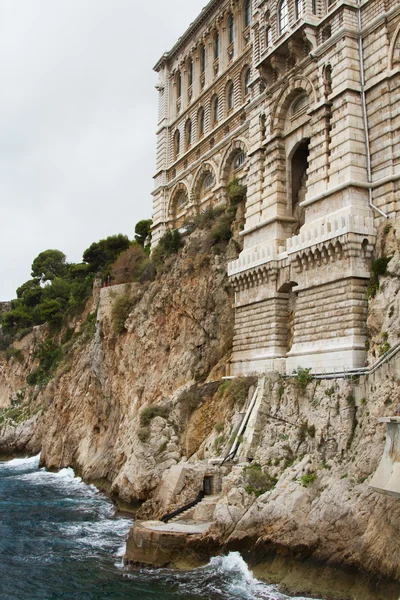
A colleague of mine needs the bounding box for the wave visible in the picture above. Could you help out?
[1,454,41,468]
[203,552,317,600]
[127,552,320,600]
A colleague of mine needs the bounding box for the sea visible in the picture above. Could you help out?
[0,455,323,600]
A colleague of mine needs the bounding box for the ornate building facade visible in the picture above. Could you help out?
[152,0,400,375]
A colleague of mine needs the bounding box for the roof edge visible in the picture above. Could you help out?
[153,0,221,72]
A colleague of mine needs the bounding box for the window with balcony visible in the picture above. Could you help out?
[278,0,288,35]
[177,71,182,98]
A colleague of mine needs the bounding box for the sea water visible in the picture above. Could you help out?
[0,456,322,600]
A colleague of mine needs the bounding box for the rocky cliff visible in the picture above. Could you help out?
[1,219,400,600]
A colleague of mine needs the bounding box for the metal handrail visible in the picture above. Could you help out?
[297,340,400,381]
[160,490,204,523]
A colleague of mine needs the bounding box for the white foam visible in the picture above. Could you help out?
[3,454,41,468]
[205,553,320,600]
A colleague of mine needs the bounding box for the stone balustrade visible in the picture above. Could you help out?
[286,211,375,255]
[228,209,375,278]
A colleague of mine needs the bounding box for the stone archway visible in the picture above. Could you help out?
[219,138,250,186]
[271,76,315,135]
[168,182,189,228]
[190,163,217,209]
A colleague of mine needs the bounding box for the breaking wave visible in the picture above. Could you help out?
[0,457,323,600]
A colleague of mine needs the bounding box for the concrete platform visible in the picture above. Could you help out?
[141,520,212,534]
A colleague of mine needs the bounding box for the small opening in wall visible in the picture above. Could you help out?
[203,476,213,496]
[291,140,310,234]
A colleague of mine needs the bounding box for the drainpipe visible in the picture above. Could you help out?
[356,0,388,219]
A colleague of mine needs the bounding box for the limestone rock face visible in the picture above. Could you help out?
[0,232,234,503]
[2,223,400,592]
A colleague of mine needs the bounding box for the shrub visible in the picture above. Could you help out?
[209,211,235,244]
[151,229,183,265]
[111,294,134,335]
[227,178,247,206]
[367,256,392,299]
[371,257,391,278]
[137,427,150,443]
[219,377,256,409]
[5,348,24,364]
[214,435,226,455]
[26,338,62,386]
[243,464,277,497]
[140,405,169,427]
[298,421,308,444]
[294,367,313,391]
[379,342,391,356]
[301,472,317,487]
[110,245,149,284]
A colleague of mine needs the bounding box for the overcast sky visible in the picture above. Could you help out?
[0,0,206,300]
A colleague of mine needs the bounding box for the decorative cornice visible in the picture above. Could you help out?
[154,0,223,72]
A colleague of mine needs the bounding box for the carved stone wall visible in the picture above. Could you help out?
[152,0,400,375]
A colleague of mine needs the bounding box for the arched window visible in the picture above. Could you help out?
[292,93,309,115]
[265,26,271,48]
[244,68,251,97]
[200,44,206,73]
[174,189,188,212]
[174,130,180,159]
[203,173,215,191]
[212,95,219,124]
[198,107,205,136]
[228,14,235,44]
[214,31,220,59]
[177,72,182,98]
[278,0,288,35]
[188,59,194,86]
[185,120,192,147]
[227,81,234,111]
[295,0,304,19]
[234,151,246,170]
[245,0,251,28]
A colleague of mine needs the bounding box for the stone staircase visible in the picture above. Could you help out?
[169,495,220,523]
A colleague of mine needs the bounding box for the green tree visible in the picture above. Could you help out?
[134,220,152,247]
[83,234,131,274]
[16,279,43,308]
[31,250,67,283]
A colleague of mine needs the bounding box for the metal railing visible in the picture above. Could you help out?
[302,340,400,381]
[160,490,204,523]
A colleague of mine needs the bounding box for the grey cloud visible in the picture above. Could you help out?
[0,0,205,300]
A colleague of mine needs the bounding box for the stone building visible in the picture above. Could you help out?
[152,0,400,376]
